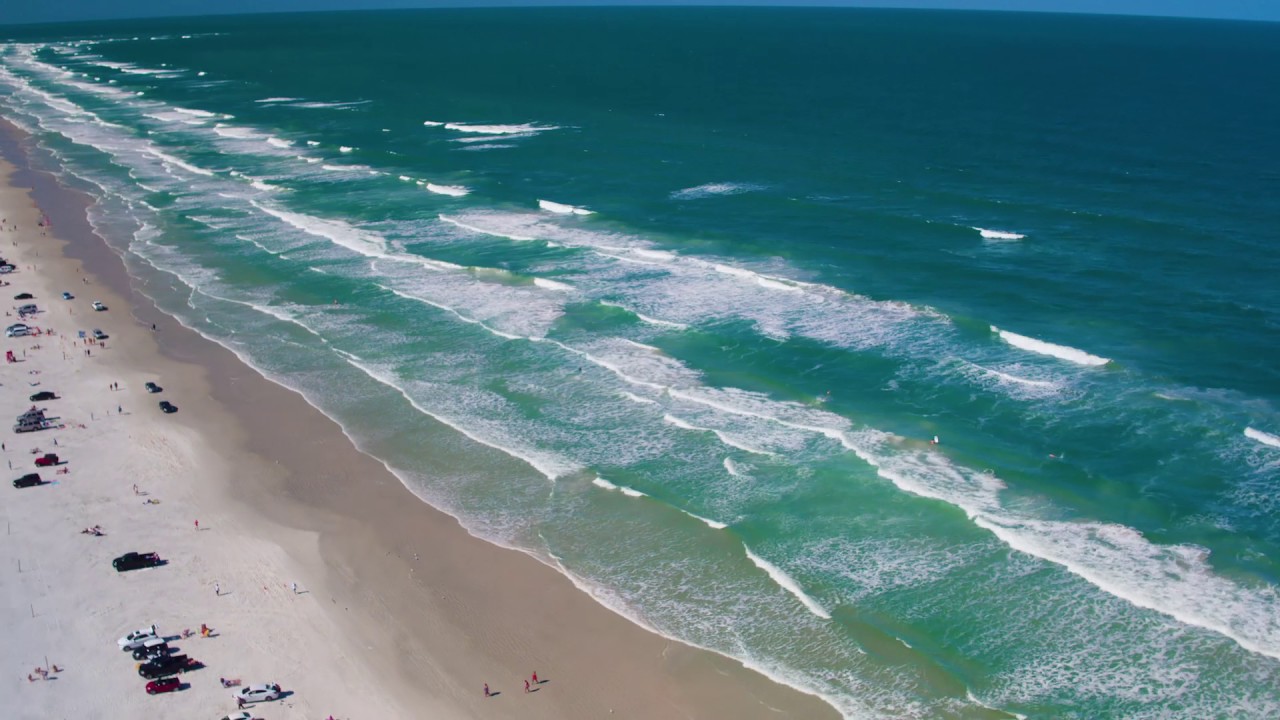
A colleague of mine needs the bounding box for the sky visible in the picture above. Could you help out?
[1,0,1278,27]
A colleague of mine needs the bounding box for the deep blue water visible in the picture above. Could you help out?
[3,9,1280,718]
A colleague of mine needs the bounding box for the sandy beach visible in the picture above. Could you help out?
[0,122,838,719]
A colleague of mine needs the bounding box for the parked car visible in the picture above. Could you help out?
[233,683,282,704]
[132,639,171,660]
[0,264,15,274]
[12,473,43,488]
[5,324,30,337]
[138,654,190,679]
[158,401,177,414]
[61,291,73,300]
[144,382,162,393]
[34,453,58,467]
[17,303,37,315]
[112,552,163,572]
[29,390,57,401]
[118,626,158,650]
[92,301,107,311]
[92,328,108,340]
[145,676,181,695]
[220,712,256,720]
[13,292,33,300]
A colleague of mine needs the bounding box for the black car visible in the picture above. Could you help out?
[138,654,190,679]
[12,473,43,488]
[29,390,57,402]
[144,382,162,394]
[158,401,177,414]
[132,642,171,661]
[112,552,163,572]
[13,292,33,300]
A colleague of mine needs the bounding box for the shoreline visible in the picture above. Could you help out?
[0,118,841,718]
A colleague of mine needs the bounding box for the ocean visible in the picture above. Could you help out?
[2,8,1278,717]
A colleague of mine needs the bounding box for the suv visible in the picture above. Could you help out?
[29,390,57,401]
[5,324,29,337]
[112,552,163,572]
[92,301,107,311]
[12,473,43,488]
[138,654,190,679]
[132,639,171,660]
[144,382,162,393]
[34,453,58,467]
[92,328,108,340]
[158,401,177,414]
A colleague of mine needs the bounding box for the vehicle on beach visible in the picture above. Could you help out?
[92,328,108,340]
[34,453,59,467]
[118,626,158,650]
[17,303,37,315]
[144,676,181,695]
[138,654,192,678]
[12,473,43,488]
[112,552,163,572]
[92,301,106,311]
[5,323,30,337]
[220,712,257,720]
[131,639,171,660]
[29,390,57,401]
[13,418,45,433]
[13,292,32,300]
[0,264,15,274]
[61,291,73,300]
[144,382,162,393]
[159,401,177,414]
[233,683,283,704]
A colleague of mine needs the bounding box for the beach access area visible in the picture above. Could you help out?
[0,124,837,719]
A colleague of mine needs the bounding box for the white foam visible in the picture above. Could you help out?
[533,277,573,292]
[663,414,776,456]
[723,458,742,476]
[425,183,470,197]
[671,182,763,200]
[620,391,658,405]
[439,214,536,242]
[1245,427,1280,449]
[250,201,389,258]
[173,106,216,118]
[685,511,728,529]
[305,140,321,146]
[744,547,831,620]
[444,122,558,135]
[266,136,292,149]
[213,124,261,140]
[974,227,1026,240]
[398,176,413,182]
[591,476,646,497]
[422,120,444,126]
[146,149,214,176]
[339,146,354,153]
[992,327,1110,367]
[599,301,689,330]
[538,199,595,216]
[255,97,300,103]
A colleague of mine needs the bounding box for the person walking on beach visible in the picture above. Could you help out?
[194,519,199,531]
[532,671,538,684]
[524,679,530,693]
[291,582,298,594]
[214,582,221,596]
[483,682,491,697]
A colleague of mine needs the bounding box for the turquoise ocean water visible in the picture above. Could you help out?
[2,9,1279,717]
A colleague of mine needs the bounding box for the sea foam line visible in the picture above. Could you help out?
[1245,427,1280,449]
[539,199,594,216]
[744,547,831,620]
[974,227,1025,240]
[992,326,1110,367]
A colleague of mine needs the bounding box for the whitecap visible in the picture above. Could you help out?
[425,183,470,197]
[992,326,1110,366]
[1245,427,1280,449]
[974,227,1026,240]
[744,547,831,619]
[538,199,594,216]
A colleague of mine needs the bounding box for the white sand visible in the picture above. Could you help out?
[0,166,416,720]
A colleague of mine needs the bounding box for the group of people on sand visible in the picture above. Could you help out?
[26,664,63,681]
[79,524,104,536]
[483,670,541,698]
